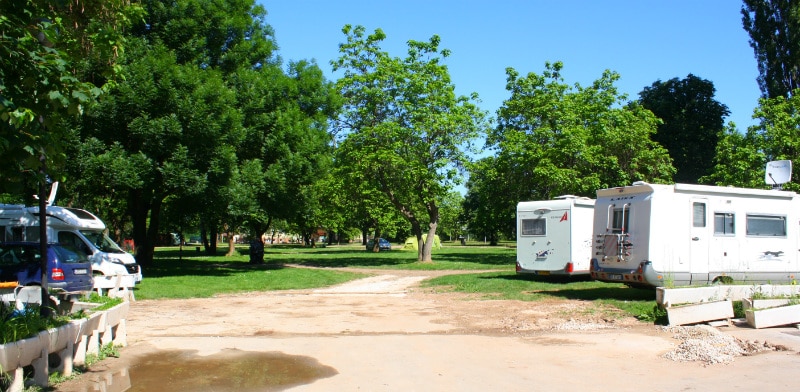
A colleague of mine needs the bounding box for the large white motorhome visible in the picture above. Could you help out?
[590,181,800,288]
[0,203,142,290]
[516,195,595,276]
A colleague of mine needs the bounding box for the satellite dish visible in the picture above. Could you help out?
[765,160,792,189]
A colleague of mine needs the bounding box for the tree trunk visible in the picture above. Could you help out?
[371,228,382,252]
[129,189,152,266]
[420,201,440,263]
[226,231,236,256]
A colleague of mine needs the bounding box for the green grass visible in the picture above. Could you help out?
[135,243,513,299]
[420,271,660,322]
[134,243,659,321]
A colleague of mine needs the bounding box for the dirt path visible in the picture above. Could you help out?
[56,269,800,391]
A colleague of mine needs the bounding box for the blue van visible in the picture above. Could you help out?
[0,242,94,296]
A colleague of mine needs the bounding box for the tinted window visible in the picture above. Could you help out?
[714,213,735,235]
[521,218,546,236]
[53,244,89,264]
[746,215,786,237]
[0,245,39,266]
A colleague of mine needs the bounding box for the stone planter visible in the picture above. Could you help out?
[0,334,46,392]
[744,302,800,329]
[44,323,79,377]
[0,300,130,391]
[656,285,800,307]
[666,300,734,326]
[741,298,792,312]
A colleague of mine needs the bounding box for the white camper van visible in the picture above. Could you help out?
[516,195,595,276]
[0,204,142,290]
[590,182,800,288]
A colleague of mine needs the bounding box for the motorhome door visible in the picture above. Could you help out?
[690,199,710,277]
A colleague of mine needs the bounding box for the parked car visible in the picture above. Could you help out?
[0,242,94,297]
[366,238,392,251]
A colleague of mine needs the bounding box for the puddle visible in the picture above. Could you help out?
[77,349,337,392]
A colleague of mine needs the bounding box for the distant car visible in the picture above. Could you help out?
[0,242,94,297]
[366,238,392,251]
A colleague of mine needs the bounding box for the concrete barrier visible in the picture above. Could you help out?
[742,298,800,329]
[0,301,130,391]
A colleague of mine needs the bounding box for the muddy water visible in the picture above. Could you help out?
[76,349,337,392]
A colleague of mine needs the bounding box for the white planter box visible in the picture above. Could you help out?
[666,300,734,326]
[741,298,793,311]
[657,285,800,307]
[745,303,800,329]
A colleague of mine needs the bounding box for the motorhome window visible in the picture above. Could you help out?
[58,232,90,255]
[611,208,629,233]
[9,227,24,242]
[65,208,96,220]
[25,227,39,242]
[746,215,786,237]
[521,218,546,236]
[714,213,735,235]
[692,203,706,227]
[80,230,125,253]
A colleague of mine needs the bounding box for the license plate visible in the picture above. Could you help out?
[73,268,89,275]
[537,271,550,276]
[608,274,623,280]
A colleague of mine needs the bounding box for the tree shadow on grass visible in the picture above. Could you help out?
[480,273,655,302]
[143,257,285,278]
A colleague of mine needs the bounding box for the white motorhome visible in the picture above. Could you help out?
[590,182,800,288]
[0,204,142,290]
[516,195,595,276]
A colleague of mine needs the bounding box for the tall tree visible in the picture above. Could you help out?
[638,74,730,183]
[742,0,800,98]
[461,157,515,245]
[333,25,488,262]
[0,0,142,194]
[489,61,674,208]
[703,93,800,192]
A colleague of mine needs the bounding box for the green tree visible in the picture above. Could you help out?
[333,25,488,262]
[703,92,800,192]
[742,0,800,98]
[461,157,515,245]
[0,0,142,193]
[638,74,730,184]
[437,191,465,241]
[490,62,674,208]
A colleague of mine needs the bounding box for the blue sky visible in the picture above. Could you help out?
[260,1,760,130]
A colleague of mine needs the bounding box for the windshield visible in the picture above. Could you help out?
[79,230,125,253]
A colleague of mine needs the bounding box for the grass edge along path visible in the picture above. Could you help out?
[137,244,660,321]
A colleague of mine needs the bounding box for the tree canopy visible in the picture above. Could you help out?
[471,62,675,242]
[742,0,800,98]
[638,74,730,184]
[332,25,487,261]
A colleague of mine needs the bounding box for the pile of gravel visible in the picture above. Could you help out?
[661,325,778,365]
[554,319,618,331]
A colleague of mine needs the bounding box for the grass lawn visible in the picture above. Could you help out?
[135,242,661,321]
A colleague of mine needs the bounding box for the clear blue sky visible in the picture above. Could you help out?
[260,0,760,130]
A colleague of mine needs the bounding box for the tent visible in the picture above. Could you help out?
[402,234,441,250]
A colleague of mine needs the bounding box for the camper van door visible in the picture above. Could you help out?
[689,198,710,278]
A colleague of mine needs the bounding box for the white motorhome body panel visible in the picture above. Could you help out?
[516,196,595,276]
[0,204,141,288]
[590,182,800,287]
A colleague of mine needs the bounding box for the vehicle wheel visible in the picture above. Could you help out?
[712,276,734,285]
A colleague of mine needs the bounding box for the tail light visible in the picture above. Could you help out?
[51,268,65,281]
[565,262,574,273]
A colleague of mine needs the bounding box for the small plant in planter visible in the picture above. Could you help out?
[0,303,69,345]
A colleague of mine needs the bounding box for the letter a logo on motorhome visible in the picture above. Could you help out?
[560,212,568,222]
